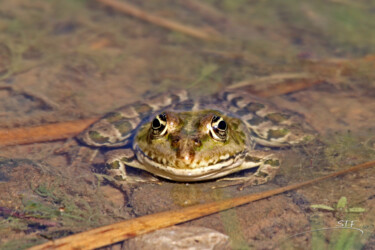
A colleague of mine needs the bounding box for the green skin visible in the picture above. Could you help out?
[135,111,248,170]
[77,90,313,188]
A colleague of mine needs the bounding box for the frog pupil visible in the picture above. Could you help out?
[218,120,227,130]
[152,118,161,129]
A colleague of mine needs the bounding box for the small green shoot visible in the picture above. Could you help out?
[310,196,365,216]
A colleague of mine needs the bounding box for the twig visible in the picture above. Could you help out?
[0,118,97,146]
[29,160,375,250]
[254,79,323,98]
[96,0,222,41]
[228,73,323,97]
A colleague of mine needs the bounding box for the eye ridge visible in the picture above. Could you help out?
[159,112,167,122]
[212,115,220,123]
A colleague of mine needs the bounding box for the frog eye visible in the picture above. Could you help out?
[210,115,228,141]
[151,113,168,137]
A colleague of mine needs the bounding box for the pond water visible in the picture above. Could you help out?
[1,0,375,249]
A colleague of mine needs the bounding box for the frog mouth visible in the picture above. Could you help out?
[134,145,247,181]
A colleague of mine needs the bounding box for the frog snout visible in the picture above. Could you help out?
[175,137,200,165]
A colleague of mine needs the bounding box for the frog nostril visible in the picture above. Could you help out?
[171,137,180,146]
[193,138,201,147]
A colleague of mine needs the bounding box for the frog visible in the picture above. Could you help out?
[77,89,314,190]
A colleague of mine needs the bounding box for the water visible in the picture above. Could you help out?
[1,0,375,249]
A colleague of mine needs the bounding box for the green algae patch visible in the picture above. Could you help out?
[323,130,375,168]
